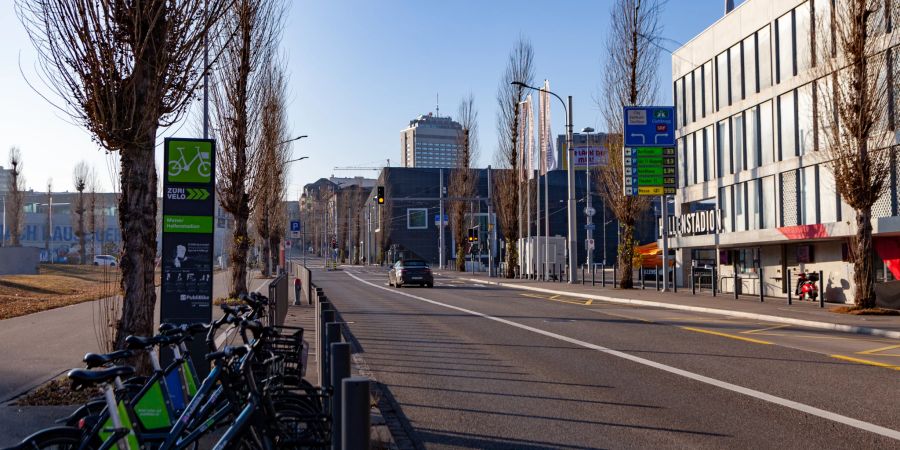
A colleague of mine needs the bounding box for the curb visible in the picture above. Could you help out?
[461,277,900,340]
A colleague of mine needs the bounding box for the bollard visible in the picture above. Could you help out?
[324,322,342,393]
[787,269,792,305]
[691,264,695,295]
[641,267,646,290]
[581,265,585,285]
[330,343,351,450]
[734,275,739,300]
[819,270,825,308]
[591,264,595,286]
[601,264,606,287]
[656,265,661,290]
[712,265,717,297]
[342,377,371,450]
[613,263,618,288]
[759,266,765,303]
[673,265,677,293]
[316,310,334,387]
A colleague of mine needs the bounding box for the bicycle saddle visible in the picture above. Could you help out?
[68,366,135,391]
[83,349,133,369]
[124,334,176,350]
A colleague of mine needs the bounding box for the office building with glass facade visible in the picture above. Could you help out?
[401,113,463,168]
[671,0,900,303]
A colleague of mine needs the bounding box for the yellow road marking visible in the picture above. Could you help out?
[681,327,773,345]
[549,294,561,300]
[585,299,593,306]
[830,354,900,371]
[742,324,792,334]
[857,343,900,355]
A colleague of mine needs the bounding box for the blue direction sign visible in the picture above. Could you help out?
[623,106,676,147]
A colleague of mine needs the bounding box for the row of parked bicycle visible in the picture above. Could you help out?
[5,292,329,450]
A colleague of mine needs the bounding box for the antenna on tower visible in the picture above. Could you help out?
[436,93,440,118]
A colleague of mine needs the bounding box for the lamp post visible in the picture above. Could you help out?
[582,127,595,271]
[512,81,576,283]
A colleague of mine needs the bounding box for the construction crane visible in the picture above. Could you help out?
[333,159,390,171]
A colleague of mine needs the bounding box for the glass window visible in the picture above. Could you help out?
[800,165,818,224]
[720,186,733,232]
[758,25,773,89]
[717,120,731,177]
[746,105,760,169]
[749,179,761,230]
[684,135,692,187]
[819,164,838,223]
[796,1,812,72]
[679,137,687,188]
[703,126,712,182]
[814,0,832,61]
[778,91,797,160]
[685,72,694,124]
[692,131,699,185]
[730,43,743,104]
[675,78,684,127]
[407,208,428,229]
[693,67,703,120]
[703,60,714,116]
[733,113,744,173]
[762,175,776,229]
[743,34,758,95]
[717,51,729,110]
[776,11,794,83]
[735,182,747,232]
[797,83,814,155]
[816,76,835,151]
[760,100,775,165]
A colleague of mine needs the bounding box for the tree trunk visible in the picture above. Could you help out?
[505,237,517,278]
[261,243,270,277]
[270,235,280,274]
[456,244,466,271]
[853,205,876,308]
[78,192,86,264]
[113,142,158,372]
[618,223,635,288]
[230,206,250,297]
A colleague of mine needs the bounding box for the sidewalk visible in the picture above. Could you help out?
[449,272,900,340]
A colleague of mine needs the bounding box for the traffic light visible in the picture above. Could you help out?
[467,227,478,242]
[376,186,385,204]
[331,238,338,249]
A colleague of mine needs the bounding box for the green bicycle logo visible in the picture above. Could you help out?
[168,144,211,183]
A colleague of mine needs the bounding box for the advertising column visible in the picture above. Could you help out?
[160,138,215,371]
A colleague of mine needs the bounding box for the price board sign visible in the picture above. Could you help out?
[622,106,677,197]
[622,147,677,196]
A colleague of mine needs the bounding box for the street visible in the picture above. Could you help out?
[316,266,900,448]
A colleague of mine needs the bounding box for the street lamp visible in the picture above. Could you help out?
[511,81,577,283]
[582,127,595,271]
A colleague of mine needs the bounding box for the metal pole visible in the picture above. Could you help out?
[319,306,334,387]
[324,322,342,392]
[487,166,494,277]
[787,269,792,305]
[544,165,550,282]
[330,343,351,450]
[661,196,669,292]
[601,263,606,287]
[691,263,695,295]
[712,265,717,297]
[819,270,825,308]
[566,96,577,283]
[759,265,765,302]
[341,377,371,450]
[439,169,444,270]
[585,132,593,272]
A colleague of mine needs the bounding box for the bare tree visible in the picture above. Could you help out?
[6,148,26,246]
[18,0,231,360]
[597,0,660,288]
[212,0,284,296]
[252,59,290,277]
[72,161,89,264]
[451,94,479,271]
[815,0,895,309]
[494,37,534,278]
[87,167,99,261]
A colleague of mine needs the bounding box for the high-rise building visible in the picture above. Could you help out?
[400,113,462,168]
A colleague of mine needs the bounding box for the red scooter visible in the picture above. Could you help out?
[795,271,819,301]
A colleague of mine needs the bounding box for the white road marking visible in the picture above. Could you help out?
[345,270,900,441]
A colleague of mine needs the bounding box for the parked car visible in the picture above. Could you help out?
[93,255,118,267]
[388,259,433,288]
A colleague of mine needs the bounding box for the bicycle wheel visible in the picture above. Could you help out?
[4,426,84,450]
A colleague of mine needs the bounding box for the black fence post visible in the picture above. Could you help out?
[759,265,765,302]
[330,342,350,450]
[613,263,618,288]
[655,265,660,291]
[673,263,678,293]
[734,274,739,300]
[819,270,825,308]
[601,264,606,287]
[690,264,695,295]
[641,267,646,290]
[592,264,595,286]
[582,264,585,285]
[787,269,792,305]
[712,265,717,297]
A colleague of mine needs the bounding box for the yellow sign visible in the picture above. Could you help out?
[637,186,663,195]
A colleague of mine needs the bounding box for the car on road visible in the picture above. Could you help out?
[93,254,118,266]
[388,259,433,288]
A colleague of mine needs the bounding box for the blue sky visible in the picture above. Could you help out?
[0,0,727,196]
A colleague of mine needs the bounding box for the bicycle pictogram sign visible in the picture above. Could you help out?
[168,142,212,183]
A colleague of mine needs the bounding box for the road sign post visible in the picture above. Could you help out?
[160,138,216,375]
[623,106,676,292]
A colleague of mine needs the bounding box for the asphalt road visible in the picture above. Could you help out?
[316,266,900,449]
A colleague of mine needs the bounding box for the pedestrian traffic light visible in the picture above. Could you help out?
[376,186,385,204]
[331,238,338,249]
